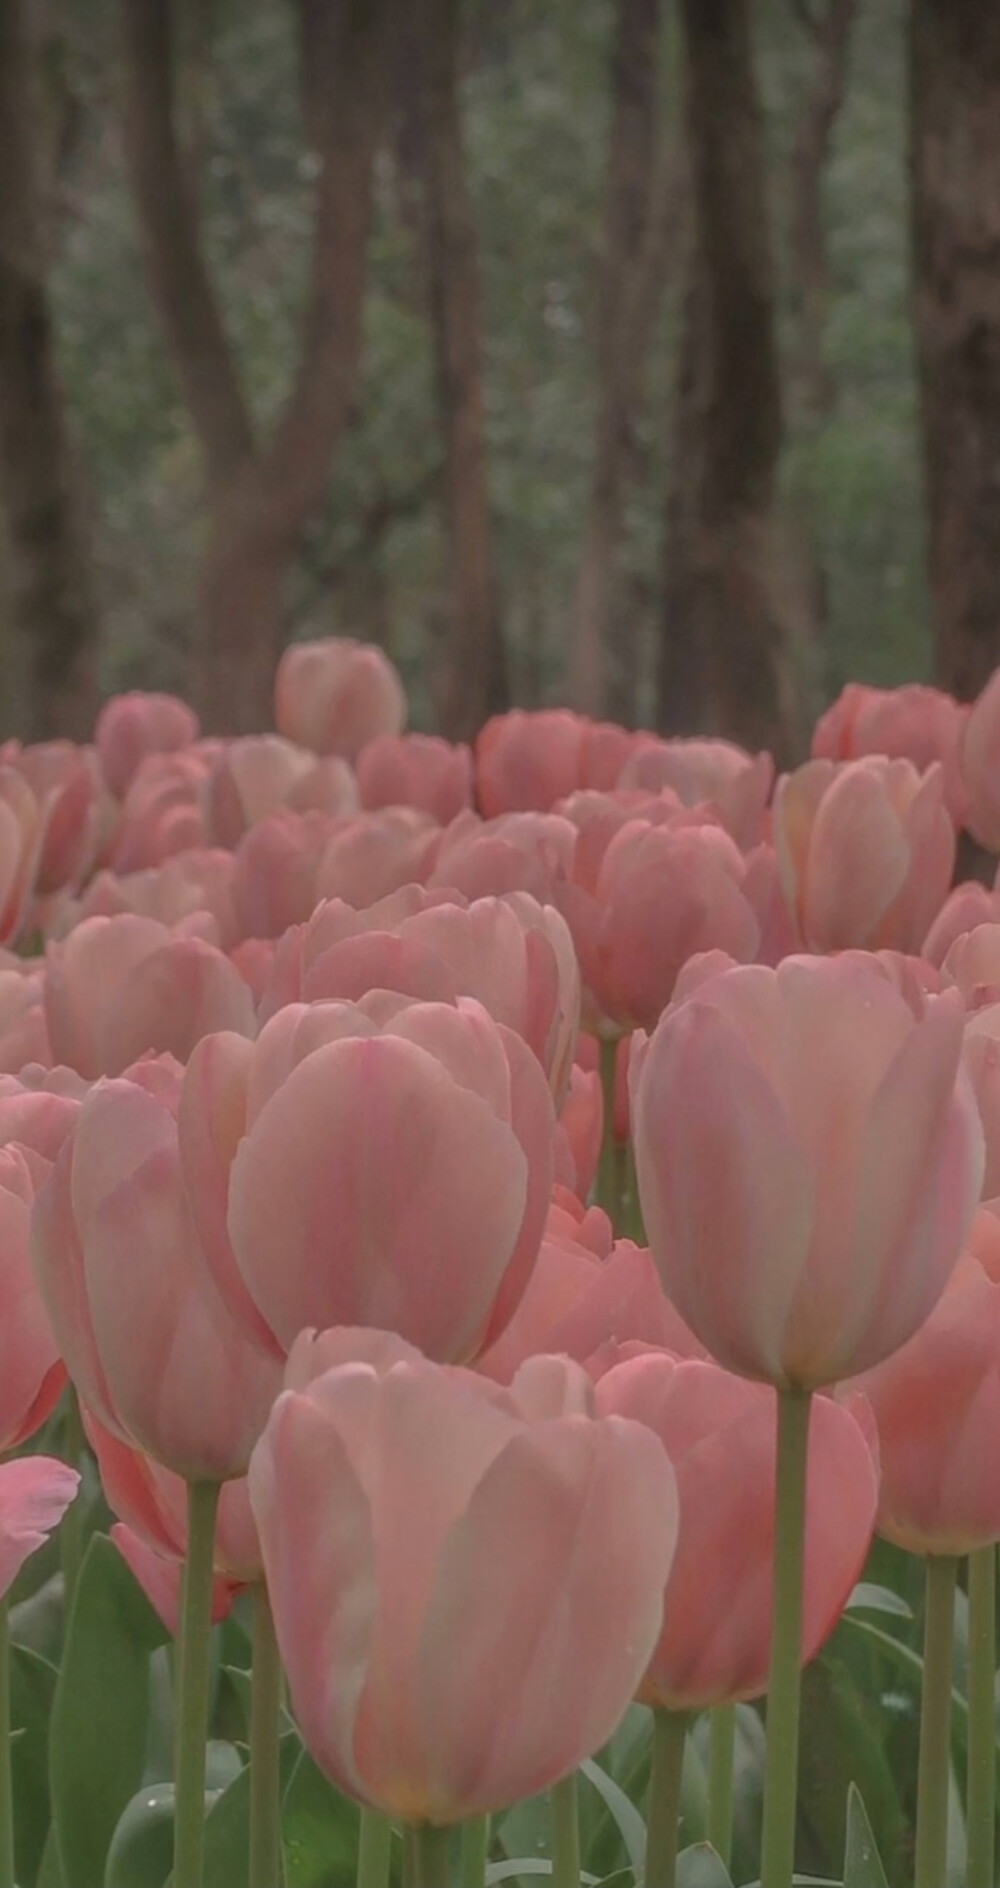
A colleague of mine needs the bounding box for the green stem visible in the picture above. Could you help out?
[249,1581,284,1888]
[0,1600,13,1888]
[759,1386,812,1888]
[59,1387,86,1620]
[550,1771,581,1888]
[460,1814,489,1887]
[914,1554,959,1888]
[174,1480,221,1888]
[402,1825,419,1888]
[357,1807,392,1888]
[412,1822,452,1886]
[967,1545,996,1888]
[645,1708,689,1888]
[707,1703,736,1873]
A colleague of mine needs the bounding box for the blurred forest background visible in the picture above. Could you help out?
[0,0,995,760]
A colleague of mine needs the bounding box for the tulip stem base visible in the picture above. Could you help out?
[550,1771,581,1888]
[646,1708,689,1888]
[412,1822,452,1886]
[250,1580,284,1888]
[174,1479,221,1888]
[759,1384,812,1888]
[460,1814,489,1887]
[967,1544,997,1888]
[915,1554,959,1888]
[0,1599,13,1888]
[357,1808,393,1888]
[707,1703,736,1873]
[59,1388,85,1620]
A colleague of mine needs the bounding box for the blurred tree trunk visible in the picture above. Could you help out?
[418,0,507,740]
[911,0,1000,701]
[571,0,678,718]
[120,0,396,733]
[657,187,713,734]
[0,0,100,740]
[657,0,805,759]
[788,0,857,421]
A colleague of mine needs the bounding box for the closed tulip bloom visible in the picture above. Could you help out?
[475,711,639,816]
[631,954,983,1388]
[428,811,576,904]
[357,733,474,823]
[248,1350,677,1823]
[205,735,358,847]
[105,749,213,872]
[848,1232,1000,1554]
[773,756,954,954]
[0,740,106,895]
[942,923,1000,1010]
[618,738,774,849]
[275,638,406,761]
[595,1354,878,1710]
[96,693,201,800]
[44,913,256,1077]
[0,1146,68,1448]
[924,883,1000,968]
[314,809,440,908]
[812,682,970,830]
[32,1063,282,1480]
[74,849,240,949]
[179,995,555,1362]
[960,665,1000,851]
[260,890,579,1105]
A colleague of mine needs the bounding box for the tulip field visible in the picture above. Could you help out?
[4,645,1000,1888]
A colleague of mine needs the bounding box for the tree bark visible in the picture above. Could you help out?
[571,0,672,717]
[788,0,858,422]
[0,0,100,740]
[418,0,507,740]
[911,0,1000,702]
[658,0,805,759]
[120,0,396,732]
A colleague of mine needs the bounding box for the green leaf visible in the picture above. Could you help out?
[675,1843,734,1886]
[200,1730,299,1888]
[843,1784,890,1888]
[579,1758,646,1874]
[846,1584,913,1621]
[10,1644,58,1888]
[280,1749,362,1888]
[795,1656,905,1882]
[49,1533,169,1888]
[104,1784,175,1888]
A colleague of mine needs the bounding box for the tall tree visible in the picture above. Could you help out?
[788,0,858,424]
[0,0,100,740]
[911,0,1000,701]
[120,0,398,732]
[657,0,805,758]
[570,0,677,718]
[417,0,507,740]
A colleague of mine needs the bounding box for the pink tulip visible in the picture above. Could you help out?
[429,811,576,904]
[619,738,774,849]
[274,638,406,761]
[248,1348,677,1821]
[557,820,761,1033]
[475,711,639,816]
[0,1065,85,1160]
[260,889,580,1104]
[85,1412,258,1632]
[229,811,337,941]
[179,994,555,1362]
[942,923,1000,1011]
[0,1458,79,1599]
[205,735,358,847]
[960,666,1000,851]
[849,1232,1000,1553]
[31,1063,282,1480]
[0,767,47,944]
[961,1004,1000,1198]
[315,810,440,908]
[631,953,983,1387]
[476,1205,702,1385]
[96,692,201,800]
[44,913,256,1077]
[0,741,106,895]
[595,1353,877,1709]
[773,756,954,953]
[924,883,1000,967]
[0,968,50,1071]
[0,1146,68,1448]
[553,1059,603,1198]
[106,749,213,872]
[358,733,474,822]
[812,682,971,829]
[73,849,240,949]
